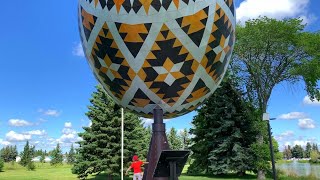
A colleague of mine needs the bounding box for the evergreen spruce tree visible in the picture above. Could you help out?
[72,86,149,179]
[306,142,312,158]
[67,144,76,164]
[20,141,32,167]
[189,79,258,175]
[167,127,183,150]
[51,143,63,165]
[180,128,191,150]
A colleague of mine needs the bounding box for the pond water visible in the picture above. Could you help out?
[276,161,320,178]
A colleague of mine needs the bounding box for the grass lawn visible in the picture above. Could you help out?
[0,162,263,180]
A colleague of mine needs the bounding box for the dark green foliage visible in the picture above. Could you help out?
[0,157,4,171]
[0,145,18,162]
[231,17,320,179]
[167,127,183,150]
[72,86,149,179]
[20,141,33,167]
[67,144,76,164]
[312,143,319,153]
[188,79,259,175]
[27,161,36,171]
[305,142,312,158]
[51,143,63,165]
[291,145,304,159]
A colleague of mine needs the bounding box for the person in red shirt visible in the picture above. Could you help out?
[125,155,148,180]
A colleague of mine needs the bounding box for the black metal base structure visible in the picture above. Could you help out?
[143,106,170,180]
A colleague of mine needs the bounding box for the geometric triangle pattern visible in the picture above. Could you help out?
[201,4,235,83]
[115,23,152,57]
[176,7,209,47]
[90,23,136,100]
[78,0,236,118]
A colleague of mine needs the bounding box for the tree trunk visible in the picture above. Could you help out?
[257,170,266,180]
[107,174,113,180]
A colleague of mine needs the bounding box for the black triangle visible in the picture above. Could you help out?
[124,42,144,57]
[122,0,132,13]
[151,0,161,11]
[132,0,142,13]
[182,24,190,34]
[99,0,107,9]
[102,27,109,37]
[161,30,169,39]
[167,98,176,103]
[115,22,122,30]
[181,0,189,5]
[200,17,208,26]
[120,32,127,40]
[107,0,115,10]
[162,1,171,10]
[144,23,152,32]
[216,8,221,17]
[139,33,148,41]
[83,26,92,41]
[176,17,183,27]
[203,6,209,15]
[188,28,205,47]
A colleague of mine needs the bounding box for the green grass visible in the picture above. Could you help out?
[0,162,317,180]
[0,162,77,180]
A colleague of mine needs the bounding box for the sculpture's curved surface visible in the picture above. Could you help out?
[78,0,235,118]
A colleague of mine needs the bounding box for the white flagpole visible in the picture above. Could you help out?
[121,108,124,180]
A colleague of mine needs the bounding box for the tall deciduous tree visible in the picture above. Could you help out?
[188,79,258,176]
[231,17,320,179]
[72,86,149,179]
[283,145,292,160]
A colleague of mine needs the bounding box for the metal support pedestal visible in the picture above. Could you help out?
[143,106,170,180]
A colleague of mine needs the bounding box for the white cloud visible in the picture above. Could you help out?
[298,118,316,129]
[8,119,32,127]
[38,109,60,117]
[72,42,85,57]
[278,112,308,120]
[303,96,320,106]
[6,131,32,142]
[57,122,82,145]
[64,122,72,128]
[0,139,11,146]
[25,130,46,136]
[236,0,313,23]
[275,130,294,142]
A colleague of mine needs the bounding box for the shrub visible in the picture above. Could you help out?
[27,161,35,171]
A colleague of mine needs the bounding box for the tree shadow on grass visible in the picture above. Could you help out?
[87,173,132,180]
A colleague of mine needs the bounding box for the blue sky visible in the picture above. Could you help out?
[0,0,319,152]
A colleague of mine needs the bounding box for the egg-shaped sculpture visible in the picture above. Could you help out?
[78,0,235,118]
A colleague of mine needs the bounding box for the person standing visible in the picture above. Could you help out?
[125,155,148,180]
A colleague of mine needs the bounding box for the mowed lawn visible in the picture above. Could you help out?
[0,163,262,180]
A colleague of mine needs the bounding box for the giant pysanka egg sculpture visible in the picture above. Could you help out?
[78,0,235,118]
